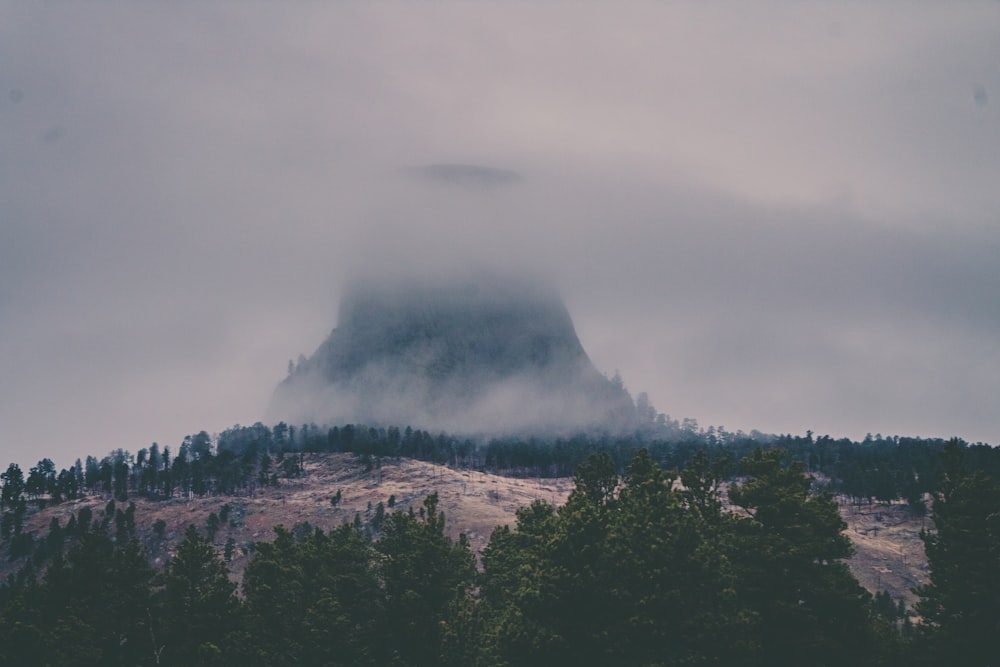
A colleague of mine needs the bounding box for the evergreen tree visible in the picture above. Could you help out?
[377,493,476,666]
[480,450,750,667]
[241,523,383,666]
[728,448,878,667]
[607,449,749,665]
[913,440,1000,667]
[0,525,153,666]
[1,463,25,509]
[479,500,562,666]
[158,525,241,666]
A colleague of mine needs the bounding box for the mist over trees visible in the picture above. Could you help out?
[271,270,639,436]
[2,413,997,537]
[1,378,997,667]
[2,441,996,666]
[4,5,998,664]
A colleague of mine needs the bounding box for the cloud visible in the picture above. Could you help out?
[1,2,998,467]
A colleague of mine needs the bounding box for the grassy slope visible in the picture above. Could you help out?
[7,453,927,604]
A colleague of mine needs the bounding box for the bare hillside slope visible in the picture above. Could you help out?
[8,454,927,603]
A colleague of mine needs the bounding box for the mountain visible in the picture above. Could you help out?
[271,270,637,435]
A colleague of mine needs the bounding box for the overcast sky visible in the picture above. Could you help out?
[2,2,999,469]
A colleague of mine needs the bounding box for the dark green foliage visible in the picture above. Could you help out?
[872,590,906,623]
[372,500,386,531]
[729,448,879,666]
[3,430,999,666]
[377,493,477,666]
[913,440,1000,667]
[1,463,25,509]
[478,500,560,665]
[0,524,153,666]
[475,449,890,666]
[608,450,750,665]
[0,512,12,540]
[25,459,56,505]
[479,450,752,666]
[5,416,992,511]
[157,525,241,666]
[241,523,383,666]
[43,517,62,555]
[206,512,220,541]
[77,506,92,532]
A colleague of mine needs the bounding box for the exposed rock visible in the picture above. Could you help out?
[272,271,635,435]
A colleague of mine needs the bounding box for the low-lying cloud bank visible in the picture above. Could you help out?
[271,267,637,436]
[1,3,998,467]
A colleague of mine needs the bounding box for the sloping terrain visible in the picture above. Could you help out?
[9,453,927,604]
[840,500,931,605]
[11,454,575,583]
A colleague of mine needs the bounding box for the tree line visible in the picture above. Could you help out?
[4,419,997,520]
[0,443,996,666]
[2,417,997,572]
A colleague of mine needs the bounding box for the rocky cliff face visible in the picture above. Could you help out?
[271,271,635,435]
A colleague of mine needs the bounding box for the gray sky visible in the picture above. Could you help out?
[2,2,999,469]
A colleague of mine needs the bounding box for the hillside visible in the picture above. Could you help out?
[840,499,931,606]
[7,453,927,604]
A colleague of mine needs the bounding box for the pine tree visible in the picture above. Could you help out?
[159,525,241,666]
[0,525,154,666]
[479,500,562,666]
[914,440,1000,667]
[242,523,383,665]
[609,449,749,665]
[729,448,878,667]
[377,493,476,667]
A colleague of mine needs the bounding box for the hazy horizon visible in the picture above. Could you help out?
[2,2,999,469]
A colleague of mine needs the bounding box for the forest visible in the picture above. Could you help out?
[0,422,998,666]
[4,417,997,516]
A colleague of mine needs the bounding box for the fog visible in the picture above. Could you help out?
[270,263,636,435]
[1,2,999,468]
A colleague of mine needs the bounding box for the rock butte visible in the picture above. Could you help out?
[272,271,635,435]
